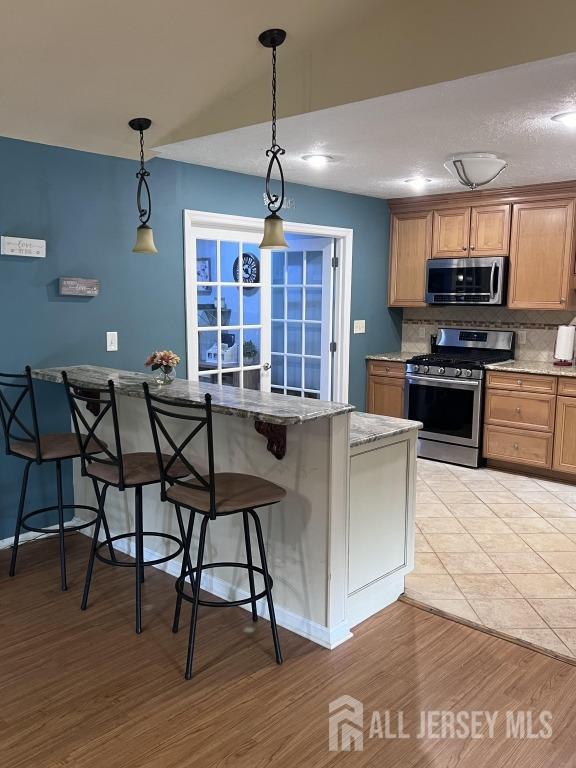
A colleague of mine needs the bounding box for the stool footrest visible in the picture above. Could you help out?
[175,561,273,608]
[95,531,183,568]
[20,505,99,535]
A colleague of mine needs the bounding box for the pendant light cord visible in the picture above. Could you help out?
[264,44,285,214]
[135,128,152,225]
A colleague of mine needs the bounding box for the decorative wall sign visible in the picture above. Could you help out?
[1,236,46,258]
[59,277,100,297]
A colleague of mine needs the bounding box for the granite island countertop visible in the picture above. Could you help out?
[486,360,576,378]
[350,412,422,447]
[32,365,355,426]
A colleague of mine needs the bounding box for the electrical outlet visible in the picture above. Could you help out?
[353,320,366,334]
[417,325,427,339]
[106,331,118,352]
[517,330,527,344]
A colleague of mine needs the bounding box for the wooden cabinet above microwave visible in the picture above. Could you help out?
[431,204,511,258]
[387,181,576,309]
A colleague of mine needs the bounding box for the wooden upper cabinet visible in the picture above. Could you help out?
[469,204,511,256]
[432,208,471,258]
[388,210,432,307]
[508,199,576,310]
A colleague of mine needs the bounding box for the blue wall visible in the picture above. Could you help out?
[0,136,401,539]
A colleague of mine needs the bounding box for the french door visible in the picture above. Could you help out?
[185,214,344,401]
[185,227,271,392]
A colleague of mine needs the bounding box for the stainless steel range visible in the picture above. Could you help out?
[405,328,515,467]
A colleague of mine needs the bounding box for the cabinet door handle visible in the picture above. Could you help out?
[517,379,523,385]
[462,246,467,250]
[515,407,521,413]
[513,443,519,449]
[470,245,475,250]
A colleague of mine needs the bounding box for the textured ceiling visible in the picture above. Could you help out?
[155,54,576,199]
[1,0,576,159]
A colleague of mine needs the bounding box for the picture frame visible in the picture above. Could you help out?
[197,256,212,295]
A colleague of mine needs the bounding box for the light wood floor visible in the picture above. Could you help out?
[2,535,576,767]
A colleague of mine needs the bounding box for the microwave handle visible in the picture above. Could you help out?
[490,261,497,300]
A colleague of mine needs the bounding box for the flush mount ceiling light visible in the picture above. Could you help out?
[302,154,335,168]
[258,28,289,250]
[551,111,576,128]
[404,177,432,191]
[444,152,507,190]
[129,117,157,254]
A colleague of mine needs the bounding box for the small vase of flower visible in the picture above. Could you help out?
[145,350,181,386]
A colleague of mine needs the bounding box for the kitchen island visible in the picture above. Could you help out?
[32,366,420,647]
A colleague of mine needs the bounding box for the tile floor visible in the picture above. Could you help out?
[405,458,576,659]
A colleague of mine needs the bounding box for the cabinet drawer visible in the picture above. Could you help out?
[367,360,405,378]
[484,390,555,432]
[558,378,576,397]
[483,425,552,468]
[486,370,557,394]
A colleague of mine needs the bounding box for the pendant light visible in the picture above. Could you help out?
[258,29,289,250]
[444,153,507,190]
[129,117,158,253]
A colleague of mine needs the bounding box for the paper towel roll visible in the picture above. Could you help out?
[554,325,576,361]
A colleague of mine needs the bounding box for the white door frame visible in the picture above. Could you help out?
[184,210,353,403]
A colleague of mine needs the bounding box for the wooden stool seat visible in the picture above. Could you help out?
[10,433,104,461]
[166,472,286,514]
[86,451,189,488]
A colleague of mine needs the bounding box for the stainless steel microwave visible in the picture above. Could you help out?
[425,256,508,305]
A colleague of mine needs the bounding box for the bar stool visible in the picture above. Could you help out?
[0,367,113,591]
[63,373,190,634]
[143,382,286,680]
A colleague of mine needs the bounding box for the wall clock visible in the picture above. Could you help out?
[233,252,260,285]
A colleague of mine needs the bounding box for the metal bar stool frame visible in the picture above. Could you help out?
[143,382,283,680]
[0,366,112,591]
[63,372,187,634]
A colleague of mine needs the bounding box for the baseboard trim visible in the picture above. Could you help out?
[0,516,86,551]
[69,525,352,650]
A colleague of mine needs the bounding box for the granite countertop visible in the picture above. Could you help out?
[350,412,422,448]
[32,365,355,426]
[486,360,576,378]
[365,353,409,363]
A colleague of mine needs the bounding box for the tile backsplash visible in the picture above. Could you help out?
[401,307,576,361]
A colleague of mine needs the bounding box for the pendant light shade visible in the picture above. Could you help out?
[444,153,507,190]
[258,29,289,250]
[260,212,289,249]
[133,224,158,254]
[129,117,157,254]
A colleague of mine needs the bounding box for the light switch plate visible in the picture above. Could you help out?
[517,330,527,344]
[353,320,366,334]
[106,331,118,352]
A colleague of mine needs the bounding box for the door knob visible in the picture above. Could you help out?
[262,362,271,371]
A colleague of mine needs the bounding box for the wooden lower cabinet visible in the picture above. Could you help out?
[484,390,555,432]
[553,396,576,473]
[483,425,553,469]
[484,371,576,477]
[367,375,405,419]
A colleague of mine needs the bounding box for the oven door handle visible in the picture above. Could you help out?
[406,374,480,387]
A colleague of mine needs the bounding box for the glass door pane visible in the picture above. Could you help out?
[269,237,333,400]
[188,229,271,392]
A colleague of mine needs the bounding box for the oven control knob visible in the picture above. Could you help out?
[438,367,445,375]
[422,365,429,374]
[455,368,462,377]
[412,365,420,373]
[463,369,473,377]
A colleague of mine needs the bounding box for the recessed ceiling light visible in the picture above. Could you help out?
[551,111,576,128]
[404,177,431,191]
[302,154,335,168]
